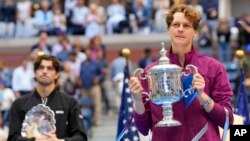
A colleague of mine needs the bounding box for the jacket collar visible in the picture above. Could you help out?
[168,45,197,67]
[34,88,57,105]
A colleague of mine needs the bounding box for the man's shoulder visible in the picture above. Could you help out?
[196,54,222,66]
[195,54,226,75]
[57,91,77,102]
[13,92,34,105]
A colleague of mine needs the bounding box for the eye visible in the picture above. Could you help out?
[47,67,55,71]
[37,66,55,71]
[183,24,192,29]
[172,23,180,28]
[37,66,45,70]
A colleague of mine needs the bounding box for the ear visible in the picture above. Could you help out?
[55,73,59,80]
[193,30,198,39]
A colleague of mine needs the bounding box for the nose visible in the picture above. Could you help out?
[178,25,184,32]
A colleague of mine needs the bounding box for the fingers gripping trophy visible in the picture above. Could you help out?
[133,42,198,127]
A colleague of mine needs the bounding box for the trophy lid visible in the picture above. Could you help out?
[149,42,181,73]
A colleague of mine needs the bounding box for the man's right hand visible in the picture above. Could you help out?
[128,77,143,101]
[129,76,146,114]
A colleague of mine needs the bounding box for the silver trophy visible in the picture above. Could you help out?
[133,42,197,127]
[21,104,56,138]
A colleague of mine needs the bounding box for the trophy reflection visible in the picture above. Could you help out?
[133,42,197,127]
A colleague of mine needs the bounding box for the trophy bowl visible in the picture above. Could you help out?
[133,43,197,127]
[21,104,56,138]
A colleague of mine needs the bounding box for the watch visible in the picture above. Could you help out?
[200,97,212,108]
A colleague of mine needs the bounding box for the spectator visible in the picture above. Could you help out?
[96,48,111,115]
[110,49,133,112]
[198,22,213,56]
[239,13,250,48]
[79,48,103,126]
[65,51,83,79]
[188,0,205,24]
[188,0,204,16]
[11,58,35,97]
[201,0,219,34]
[85,3,103,38]
[55,37,72,64]
[133,0,151,34]
[34,0,53,35]
[68,0,89,35]
[95,0,106,35]
[87,36,106,61]
[0,60,12,88]
[64,0,76,26]
[71,38,87,64]
[0,0,16,38]
[138,48,153,69]
[106,0,127,35]
[52,34,72,57]
[58,61,77,95]
[154,0,169,32]
[15,0,36,38]
[0,79,15,124]
[0,113,8,141]
[52,5,67,35]
[217,18,232,62]
[31,31,52,55]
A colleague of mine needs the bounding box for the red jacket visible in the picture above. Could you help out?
[133,46,234,141]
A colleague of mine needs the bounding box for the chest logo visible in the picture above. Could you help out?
[55,110,64,114]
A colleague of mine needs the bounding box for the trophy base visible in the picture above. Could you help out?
[155,119,181,127]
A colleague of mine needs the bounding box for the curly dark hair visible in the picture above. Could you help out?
[34,55,60,73]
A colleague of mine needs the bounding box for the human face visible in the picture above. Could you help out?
[168,12,196,51]
[35,60,58,86]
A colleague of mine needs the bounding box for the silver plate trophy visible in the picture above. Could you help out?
[21,104,56,138]
[133,42,198,127]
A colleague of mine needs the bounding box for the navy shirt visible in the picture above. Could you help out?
[80,60,102,89]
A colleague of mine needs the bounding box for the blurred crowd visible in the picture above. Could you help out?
[0,0,247,39]
[0,0,167,38]
[1,0,250,140]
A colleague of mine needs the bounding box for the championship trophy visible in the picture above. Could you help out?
[133,42,198,127]
[21,103,56,138]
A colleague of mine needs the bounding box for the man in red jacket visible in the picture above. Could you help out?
[129,4,234,141]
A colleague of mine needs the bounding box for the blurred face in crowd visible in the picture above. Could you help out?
[39,32,48,43]
[112,0,119,4]
[41,0,50,11]
[35,60,58,86]
[77,0,85,6]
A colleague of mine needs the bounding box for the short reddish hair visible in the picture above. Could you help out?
[166,5,201,31]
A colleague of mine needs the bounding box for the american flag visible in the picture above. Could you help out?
[116,66,140,141]
[235,68,250,124]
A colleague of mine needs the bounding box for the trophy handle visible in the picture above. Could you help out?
[132,68,150,100]
[132,68,148,80]
[182,64,198,76]
[181,64,198,98]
